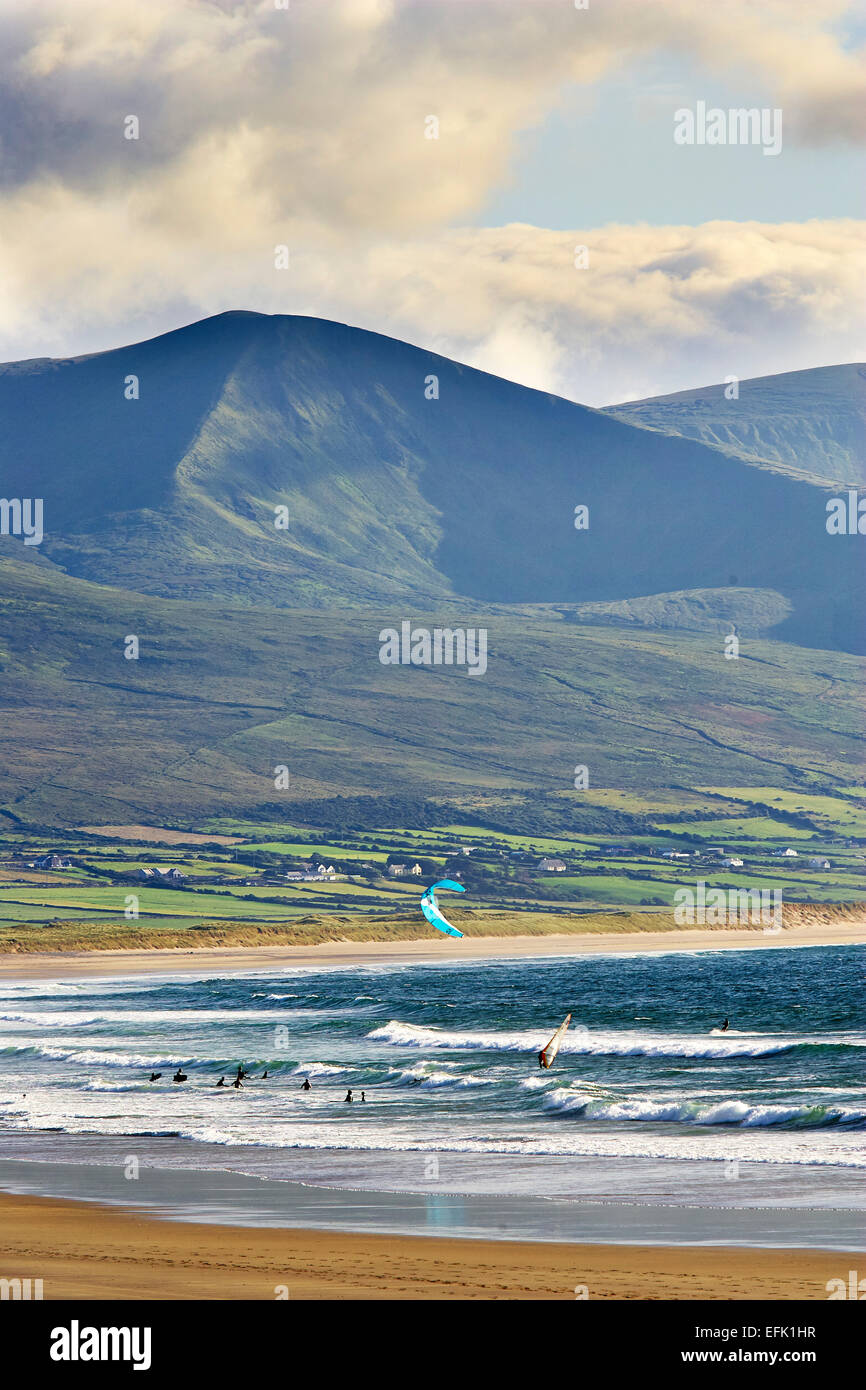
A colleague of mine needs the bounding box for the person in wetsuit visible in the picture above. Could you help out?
[344,1089,353,1103]
[720,1018,730,1033]
[301,1078,312,1091]
[173,1069,188,1083]
[148,1072,162,1081]
[216,1076,226,1087]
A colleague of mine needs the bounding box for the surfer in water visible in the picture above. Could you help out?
[361,1091,366,1102]
[261,1069,269,1079]
[216,1076,226,1087]
[232,1075,244,1089]
[173,1069,188,1083]
[344,1089,353,1103]
[148,1072,162,1082]
[720,1018,730,1033]
[301,1078,312,1091]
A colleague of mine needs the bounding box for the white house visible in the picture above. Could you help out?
[777,848,798,857]
[386,861,422,878]
[808,857,830,869]
[722,857,744,868]
[538,857,567,872]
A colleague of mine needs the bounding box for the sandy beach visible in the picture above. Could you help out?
[0,918,863,981]
[0,1190,854,1300]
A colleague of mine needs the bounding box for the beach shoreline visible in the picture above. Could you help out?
[0,1189,856,1300]
[0,919,863,980]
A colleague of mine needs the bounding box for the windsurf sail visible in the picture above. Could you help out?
[420,879,465,938]
[539,1013,571,1069]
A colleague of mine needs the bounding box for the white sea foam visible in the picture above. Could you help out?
[543,1088,866,1129]
[290,1062,350,1078]
[0,1007,311,1026]
[367,1020,860,1059]
[389,1062,493,1090]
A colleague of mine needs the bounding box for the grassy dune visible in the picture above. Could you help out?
[1,902,862,954]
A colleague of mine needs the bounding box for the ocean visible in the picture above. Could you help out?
[1,944,864,1247]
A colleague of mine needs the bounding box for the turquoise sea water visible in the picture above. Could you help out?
[1,945,863,1172]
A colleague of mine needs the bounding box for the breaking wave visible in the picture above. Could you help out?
[367,1020,864,1060]
[543,1088,866,1129]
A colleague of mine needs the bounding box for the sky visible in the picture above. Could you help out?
[0,0,864,404]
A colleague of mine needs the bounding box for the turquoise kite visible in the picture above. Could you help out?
[420,879,465,938]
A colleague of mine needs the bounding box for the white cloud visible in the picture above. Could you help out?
[0,0,863,398]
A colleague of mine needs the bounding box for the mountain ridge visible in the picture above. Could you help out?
[0,312,861,652]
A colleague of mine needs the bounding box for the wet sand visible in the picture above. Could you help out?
[0,1190,854,1300]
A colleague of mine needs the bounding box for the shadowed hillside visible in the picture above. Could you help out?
[0,313,861,651]
[604,363,866,488]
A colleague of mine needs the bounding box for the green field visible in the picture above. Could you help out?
[0,887,302,922]
[703,788,866,836]
[653,817,815,840]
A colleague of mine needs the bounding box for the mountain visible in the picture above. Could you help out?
[0,313,861,652]
[603,363,866,488]
[0,552,861,827]
[0,314,863,826]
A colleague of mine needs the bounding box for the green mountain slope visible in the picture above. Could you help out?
[603,363,866,488]
[0,313,861,651]
[0,555,862,827]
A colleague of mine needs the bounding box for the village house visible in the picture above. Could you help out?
[777,848,799,857]
[387,862,423,877]
[29,853,72,870]
[538,857,567,872]
[722,856,744,868]
[134,865,186,882]
[808,857,831,869]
